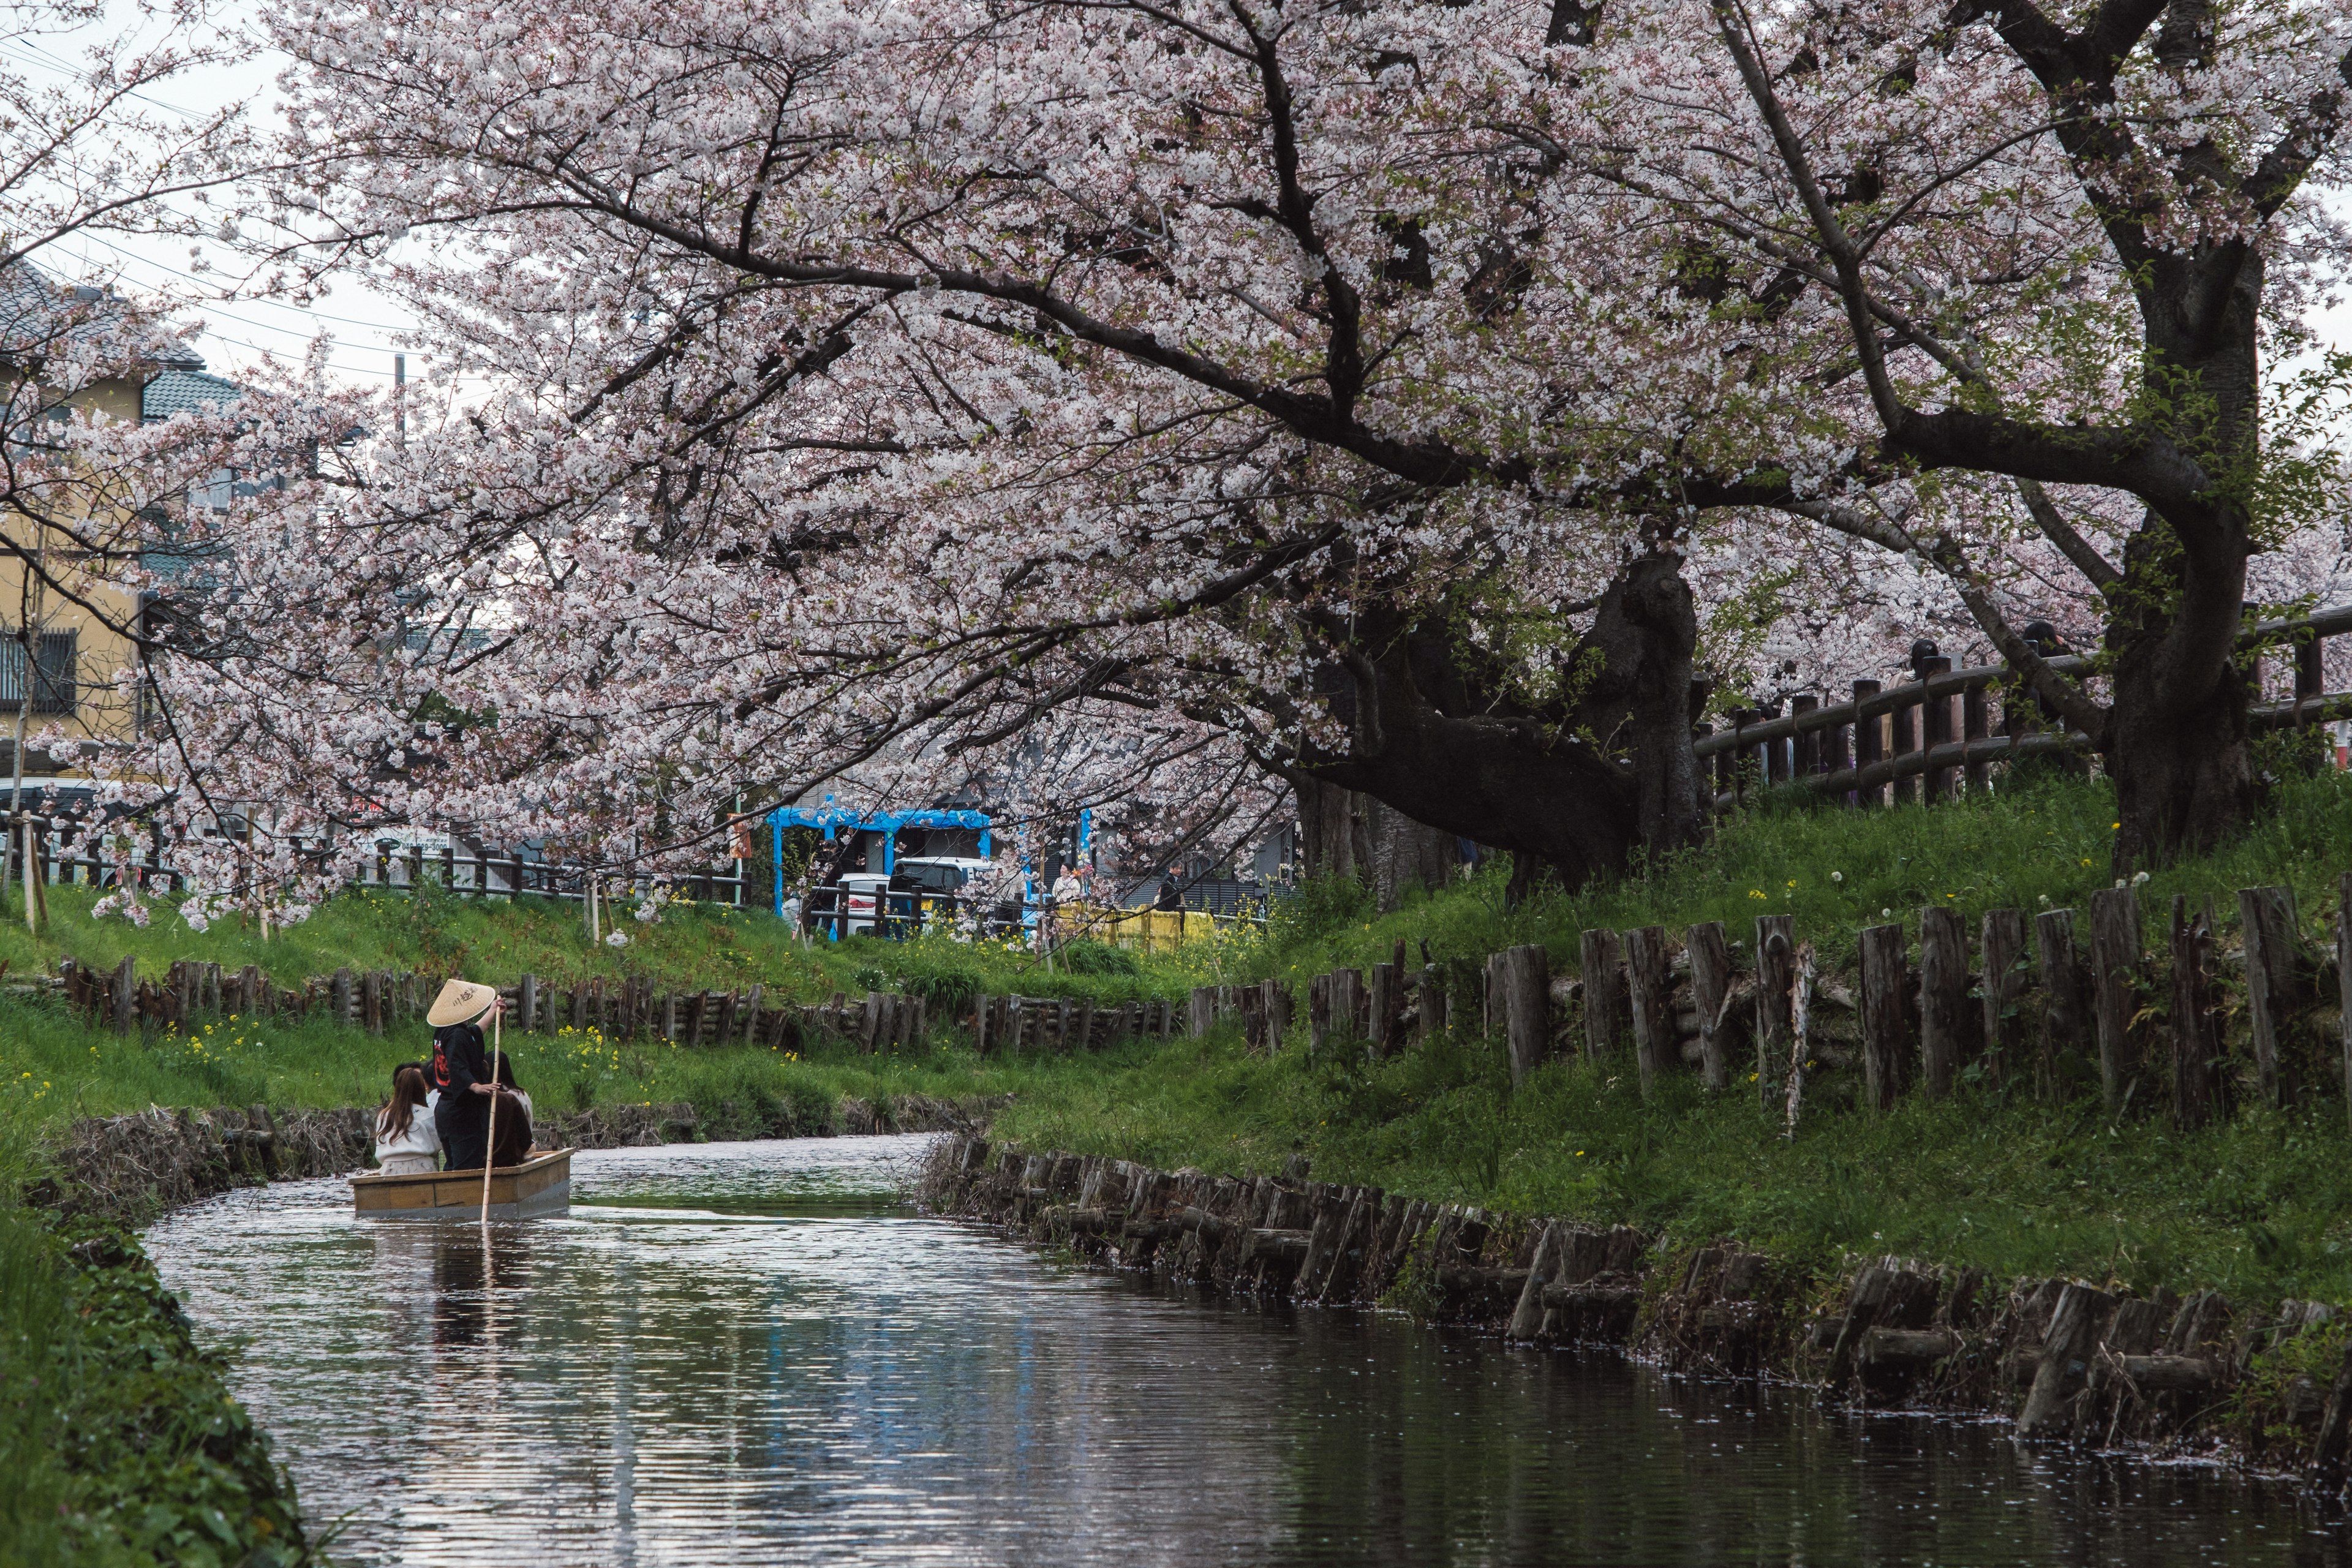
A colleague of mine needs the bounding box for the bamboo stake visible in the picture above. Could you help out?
[480,1001,502,1227]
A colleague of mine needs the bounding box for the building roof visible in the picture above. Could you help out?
[141,364,241,421]
[0,257,201,372]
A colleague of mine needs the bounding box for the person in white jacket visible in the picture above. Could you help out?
[374,1065,443,1175]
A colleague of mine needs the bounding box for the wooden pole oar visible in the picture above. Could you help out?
[480,1000,502,1227]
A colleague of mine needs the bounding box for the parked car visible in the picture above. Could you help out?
[833,872,890,937]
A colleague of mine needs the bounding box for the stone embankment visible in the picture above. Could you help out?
[34,1093,990,1221]
[921,1134,2352,1484]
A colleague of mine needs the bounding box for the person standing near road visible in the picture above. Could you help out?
[426,979,505,1172]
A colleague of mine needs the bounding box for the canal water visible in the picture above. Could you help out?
[146,1136,2349,1566]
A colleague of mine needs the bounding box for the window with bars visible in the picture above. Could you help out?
[0,631,77,715]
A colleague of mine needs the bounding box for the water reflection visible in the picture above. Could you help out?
[144,1137,2351,1566]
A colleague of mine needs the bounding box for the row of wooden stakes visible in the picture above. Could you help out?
[51,956,916,1055]
[1242,876,2352,1129]
[971,994,1185,1053]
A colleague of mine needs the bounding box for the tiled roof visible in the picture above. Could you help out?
[141,365,241,421]
[0,258,200,369]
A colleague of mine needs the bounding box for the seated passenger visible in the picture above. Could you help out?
[374,1065,442,1176]
[487,1055,535,1169]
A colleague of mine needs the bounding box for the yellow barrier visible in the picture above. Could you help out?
[1053,904,1252,952]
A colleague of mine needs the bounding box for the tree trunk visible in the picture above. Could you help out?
[1297,777,1360,883]
[1363,796,1458,913]
[2103,252,2262,871]
[1300,552,1703,892]
[2102,535,2253,872]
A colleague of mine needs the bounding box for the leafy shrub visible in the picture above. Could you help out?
[1052,940,1139,976]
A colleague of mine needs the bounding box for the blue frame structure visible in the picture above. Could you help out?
[766,797,993,923]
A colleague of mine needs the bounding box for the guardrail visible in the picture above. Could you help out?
[0,823,747,908]
[1693,604,2352,810]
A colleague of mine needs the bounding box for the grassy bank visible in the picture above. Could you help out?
[989,1026,2352,1305]
[981,769,2352,1306]
[0,1114,315,1566]
[0,984,1164,1145]
[1244,767,2352,986]
[0,878,1208,1014]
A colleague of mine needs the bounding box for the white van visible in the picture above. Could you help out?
[837,872,891,937]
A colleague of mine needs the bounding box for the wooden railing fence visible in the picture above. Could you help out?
[0,826,746,907]
[1694,603,2352,810]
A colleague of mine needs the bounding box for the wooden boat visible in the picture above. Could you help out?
[351,1148,573,1219]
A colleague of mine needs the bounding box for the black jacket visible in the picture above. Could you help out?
[431,1022,492,1130]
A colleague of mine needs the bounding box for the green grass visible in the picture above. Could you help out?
[1240,766,2352,987]
[0,877,1209,1014]
[972,767,2352,1306]
[989,1021,2352,1306]
[0,985,1175,1145]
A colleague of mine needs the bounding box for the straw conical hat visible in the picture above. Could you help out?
[427,978,498,1028]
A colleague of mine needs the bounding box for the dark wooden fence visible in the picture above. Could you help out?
[1273,873,2352,1131]
[1693,603,2352,810]
[0,827,745,907]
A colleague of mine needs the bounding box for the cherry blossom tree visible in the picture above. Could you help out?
[1582,0,2352,864]
[102,0,2352,920]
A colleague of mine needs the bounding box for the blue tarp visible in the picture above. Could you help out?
[766,799,992,919]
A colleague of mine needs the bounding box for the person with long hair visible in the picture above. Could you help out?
[374,1065,442,1175]
[486,1054,535,1169]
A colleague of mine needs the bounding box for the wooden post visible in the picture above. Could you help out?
[1309,973,1330,1057]
[1852,680,1883,806]
[1367,963,1399,1058]
[1189,986,1215,1038]
[1890,686,1920,805]
[1624,927,1674,1093]
[111,955,135,1035]
[1962,682,1991,793]
[1858,924,1907,1112]
[1503,944,1550,1088]
[2171,895,2220,1131]
[362,968,384,1035]
[1419,964,1446,1041]
[1920,656,1954,800]
[861,990,883,1051]
[1686,921,1732,1093]
[331,966,354,1028]
[1755,914,1795,1104]
[2035,908,2086,1101]
[1329,969,1365,1047]
[1917,905,1968,1101]
[1262,979,1291,1051]
[2340,874,2352,1129]
[518,972,538,1035]
[1075,998,1096,1054]
[2089,887,2144,1115]
[2239,884,2301,1107]
[1579,928,1624,1061]
[1980,908,2028,1084]
[1791,694,1820,777]
[973,994,993,1054]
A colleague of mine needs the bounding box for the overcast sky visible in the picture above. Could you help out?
[24,0,424,388]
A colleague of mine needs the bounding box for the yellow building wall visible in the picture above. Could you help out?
[0,370,152,776]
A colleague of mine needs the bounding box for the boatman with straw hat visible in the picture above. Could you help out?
[427,979,506,1172]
